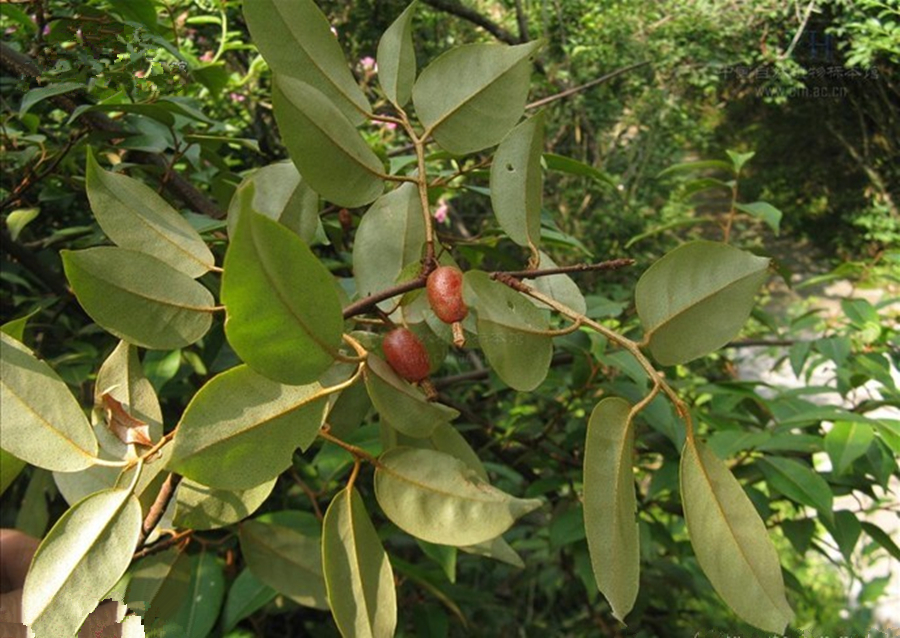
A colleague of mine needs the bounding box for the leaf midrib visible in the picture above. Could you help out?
[99,170,212,273]
[645,267,766,337]
[687,441,787,616]
[421,45,533,135]
[0,376,96,460]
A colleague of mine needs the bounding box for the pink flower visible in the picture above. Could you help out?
[135,71,146,78]
[382,121,397,131]
[330,26,338,37]
[360,56,376,72]
[199,51,214,63]
[229,92,246,103]
[434,199,450,224]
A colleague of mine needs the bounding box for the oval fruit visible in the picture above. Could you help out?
[427,266,469,324]
[382,328,430,382]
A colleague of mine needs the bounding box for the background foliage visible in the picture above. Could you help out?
[1,1,898,637]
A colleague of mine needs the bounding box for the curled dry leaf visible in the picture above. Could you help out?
[100,393,153,447]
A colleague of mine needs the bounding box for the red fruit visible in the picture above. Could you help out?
[427,266,469,324]
[382,328,430,382]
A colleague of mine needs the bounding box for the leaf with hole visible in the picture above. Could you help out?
[86,149,214,277]
[584,397,639,621]
[635,241,770,365]
[221,210,343,385]
[490,111,545,248]
[22,488,142,637]
[62,247,215,350]
[413,41,543,155]
[243,0,371,124]
[273,76,384,207]
[374,447,542,546]
[0,332,98,472]
[378,1,417,106]
[323,486,398,638]
[168,365,329,490]
[680,439,793,633]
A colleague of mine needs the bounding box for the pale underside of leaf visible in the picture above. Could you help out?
[680,439,793,633]
[0,332,98,471]
[584,397,639,622]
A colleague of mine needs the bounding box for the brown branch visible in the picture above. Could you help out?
[526,61,651,110]
[132,529,192,561]
[493,258,636,279]
[512,0,530,42]
[136,472,181,549]
[419,0,520,45]
[0,42,226,220]
[342,276,427,319]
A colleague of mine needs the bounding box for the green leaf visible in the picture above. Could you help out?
[240,513,328,609]
[22,488,142,637]
[781,518,816,555]
[54,446,171,517]
[173,477,276,530]
[635,241,770,365]
[221,568,276,633]
[0,332,98,471]
[758,456,834,518]
[526,252,587,315]
[149,550,226,638]
[656,159,734,179]
[221,210,343,385]
[680,439,793,633]
[6,207,40,241]
[583,397,639,621]
[543,153,617,190]
[374,447,542,546]
[0,448,26,496]
[822,510,861,561]
[62,247,214,350]
[464,271,552,391]
[861,522,900,562]
[20,81,84,116]
[825,421,875,474]
[227,161,320,244]
[735,201,783,235]
[352,184,425,303]
[273,76,384,207]
[365,355,458,438]
[412,41,543,155]
[727,149,755,173]
[86,150,214,278]
[126,546,192,625]
[94,340,164,456]
[459,535,524,568]
[490,111,545,248]
[243,0,371,124]
[0,310,37,341]
[377,1,417,106]
[168,365,329,490]
[323,487,398,638]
